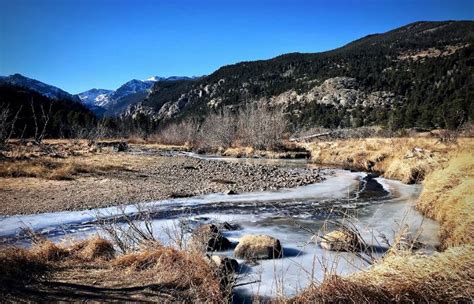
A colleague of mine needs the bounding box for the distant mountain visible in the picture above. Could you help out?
[76,76,196,116]
[106,79,154,107]
[128,21,474,130]
[77,88,113,106]
[147,76,197,82]
[0,74,80,102]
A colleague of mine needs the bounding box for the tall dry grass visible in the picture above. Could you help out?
[0,237,225,302]
[304,137,470,183]
[113,247,225,301]
[0,237,114,286]
[290,245,473,303]
[417,148,474,249]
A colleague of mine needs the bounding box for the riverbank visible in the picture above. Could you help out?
[303,137,469,183]
[301,137,473,247]
[0,142,323,215]
[289,138,474,303]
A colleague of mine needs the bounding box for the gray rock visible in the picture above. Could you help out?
[234,234,282,260]
[191,224,231,252]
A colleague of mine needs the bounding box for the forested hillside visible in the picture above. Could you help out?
[0,85,96,141]
[131,21,473,130]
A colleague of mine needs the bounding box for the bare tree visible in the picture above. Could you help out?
[0,103,22,147]
[31,98,52,144]
[150,104,288,151]
[237,104,287,150]
[152,119,199,146]
[86,118,109,145]
[199,107,237,149]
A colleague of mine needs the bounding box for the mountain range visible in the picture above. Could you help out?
[1,21,473,130]
[0,74,196,117]
[129,20,473,130]
[0,74,81,102]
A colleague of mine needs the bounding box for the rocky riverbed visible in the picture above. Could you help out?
[0,152,325,215]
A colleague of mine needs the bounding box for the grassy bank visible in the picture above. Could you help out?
[289,138,474,302]
[304,137,472,183]
[290,245,473,303]
[417,148,473,250]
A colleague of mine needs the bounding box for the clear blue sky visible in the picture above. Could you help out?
[1,0,472,94]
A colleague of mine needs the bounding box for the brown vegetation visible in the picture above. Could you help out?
[416,148,473,249]
[152,105,288,152]
[304,137,472,183]
[0,237,225,303]
[0,157,127,180]
[290,245,473,303]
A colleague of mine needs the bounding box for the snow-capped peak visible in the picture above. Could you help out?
[77,88,113,106]
[75,75,197,113]
[145,76,194,82]
[146,76,165,82]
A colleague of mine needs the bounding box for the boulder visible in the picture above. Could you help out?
[319,230,363,252]
[210,255,239,273]
[234,234,282,259]
[190,224,231,251]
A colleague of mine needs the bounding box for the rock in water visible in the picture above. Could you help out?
[210,255,239,273]
[319,230,363,252]
[190,224,231,251]
[209,255,239,289]
[234,234,282,259]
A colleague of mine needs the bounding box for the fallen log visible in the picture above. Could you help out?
[289,131,334,142]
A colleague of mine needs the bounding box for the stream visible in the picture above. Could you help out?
[0,153,439,301]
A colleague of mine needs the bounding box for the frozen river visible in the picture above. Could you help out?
[0,154,439,301]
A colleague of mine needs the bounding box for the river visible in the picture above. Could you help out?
[0,153,439,301]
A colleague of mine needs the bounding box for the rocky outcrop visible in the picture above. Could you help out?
[265,77,404,109]
[234,235,282,259]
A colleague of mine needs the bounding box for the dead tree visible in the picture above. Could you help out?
[31,98,52,144]
[0,103,22,147]
[86,118,109,146]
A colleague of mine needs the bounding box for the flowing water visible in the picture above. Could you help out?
[0,153,439,301]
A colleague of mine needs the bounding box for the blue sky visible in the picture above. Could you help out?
[1,0,473,94]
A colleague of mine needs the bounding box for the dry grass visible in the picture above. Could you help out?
[0,246,49,286]
[0,237,225,302]
[112,247,224,301]
[0,138,190,181]
[290,246,473,303]
[221,141,309,159]
[417,148,474,249]
[0,157,126,180]
[0,237,114,286]
[304,137,473,183]
[128,142,190,151]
